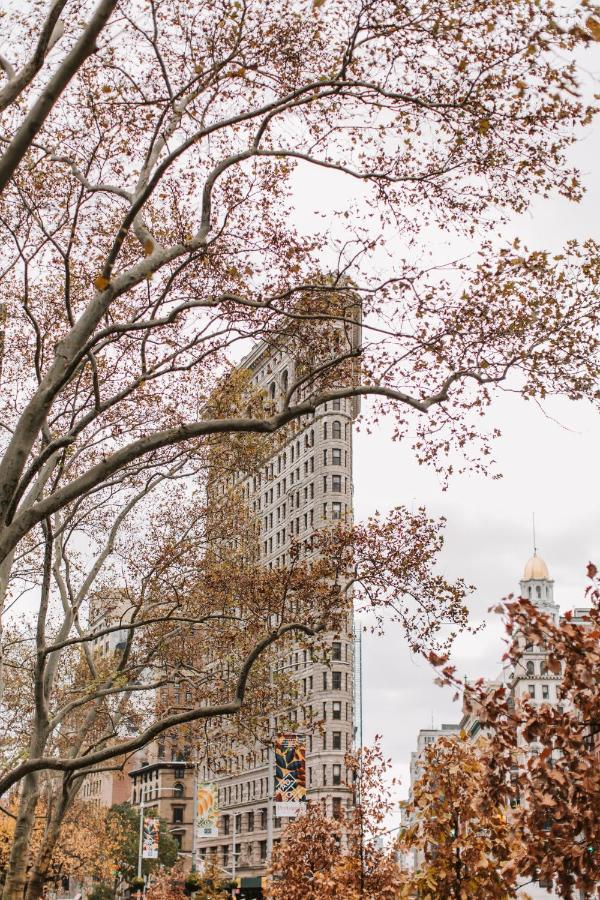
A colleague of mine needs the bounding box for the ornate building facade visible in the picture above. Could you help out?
[193,338,360,895]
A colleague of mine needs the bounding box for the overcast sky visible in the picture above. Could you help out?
[351,111,600,802]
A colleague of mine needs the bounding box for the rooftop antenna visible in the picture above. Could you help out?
[532,512,537,556]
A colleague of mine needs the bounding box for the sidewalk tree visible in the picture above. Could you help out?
[108,802,178,882]
[428,563,600,897]
[398,734,522,899]
[1,0,599,896]
[0,798,124,887]
[267,741,403,899]
[470,564,600,897]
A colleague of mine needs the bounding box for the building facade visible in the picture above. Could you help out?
[195,338,360,893]
[125,333,361,889]
[80,591,138,809]
[129,758,197,864]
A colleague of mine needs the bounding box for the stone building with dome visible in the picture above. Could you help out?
[406,552,593,899]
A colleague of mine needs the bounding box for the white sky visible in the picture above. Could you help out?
[352,122,600,801]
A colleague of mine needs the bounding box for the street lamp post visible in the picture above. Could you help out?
[136,785,176,887]
[266,658,307,863]
[191,764,198,872]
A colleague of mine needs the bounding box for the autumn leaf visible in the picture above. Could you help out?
[586,15,600,40]
[428,651,449,667]
[93,275,110,291]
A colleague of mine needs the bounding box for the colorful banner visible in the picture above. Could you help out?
[274,733,306,817]
[142,816,159,859]
[196,782,219,838]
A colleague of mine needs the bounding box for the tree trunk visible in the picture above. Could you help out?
[1,772,40,900]
[24,776,78,900]
[24,815,61,900]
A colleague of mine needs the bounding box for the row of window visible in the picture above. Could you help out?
[246,411,348,492]
[263,503,314,535]
[199,801,349,863]
[262,501,350,558]
[524,659,556,677]
[217,727,352,806]
[272,640,346,674]
[82,778,103,797]
[526,683,553,701]
[132,780,186,804]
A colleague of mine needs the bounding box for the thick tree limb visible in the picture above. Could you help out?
[0,621,318,794]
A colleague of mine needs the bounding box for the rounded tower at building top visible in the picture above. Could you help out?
[523,553,550,581]
[520,552,558,619]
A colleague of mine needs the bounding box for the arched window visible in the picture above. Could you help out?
[281,369,289,392]
[269,382,276,400]
[540,661,547,676]
[526,660,535,676]
[173,782,184,798]
[536,585,541,599]
[332,420,342,439]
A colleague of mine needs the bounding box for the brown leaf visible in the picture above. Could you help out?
[586,16,600,41]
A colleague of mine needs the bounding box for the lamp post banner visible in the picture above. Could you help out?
[196,782,219,838]
[142,817,160,859]
[274,733,306,817]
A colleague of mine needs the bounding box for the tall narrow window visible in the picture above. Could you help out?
[332,420,342,439]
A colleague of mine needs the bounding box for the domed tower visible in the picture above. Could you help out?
[519,553,558,621]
